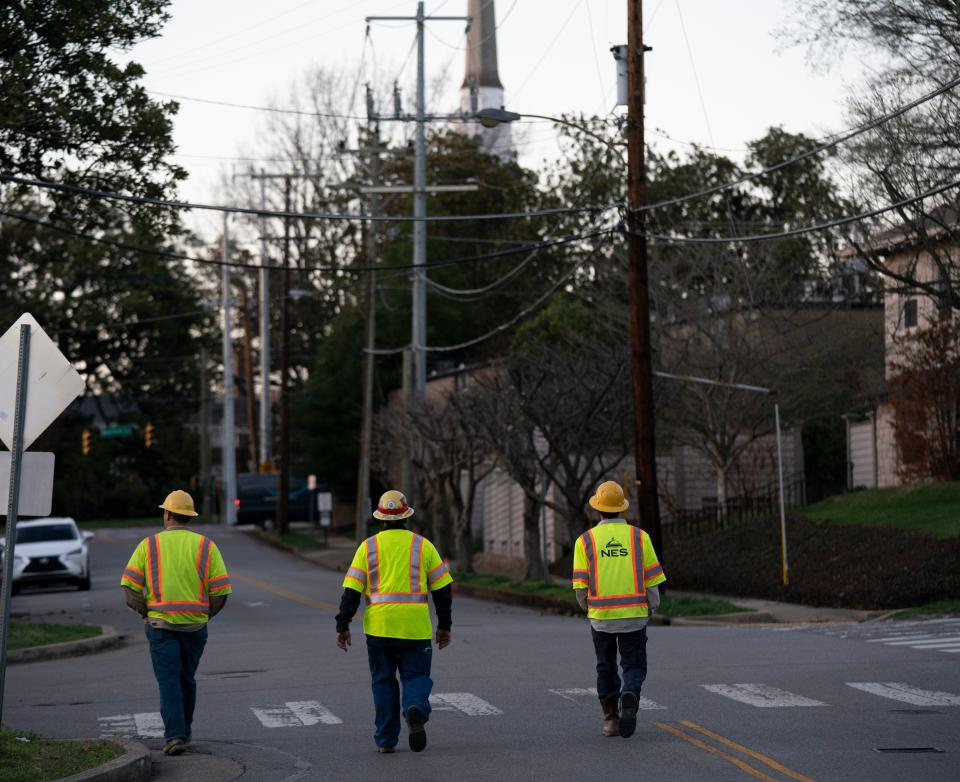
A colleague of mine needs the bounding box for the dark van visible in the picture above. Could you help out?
[236,473,315,526]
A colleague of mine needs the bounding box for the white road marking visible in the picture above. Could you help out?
[701,684,827,708]
[846,682,960,707]
[429,692,502,716]
[245,601,267,607]
[98,712,164,738]
[547,687,666,709]
[251,701,343,728]
[881,635,960,646]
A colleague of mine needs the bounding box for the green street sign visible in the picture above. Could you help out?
[100,424,134,439]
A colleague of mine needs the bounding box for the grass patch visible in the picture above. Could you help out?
[8,623,101,651]
[0,728,122,782]
[891,599,960,619]
[798,482,960,538]
[264,530,327,551]
[659,596,749,616]
[454,572,747,615]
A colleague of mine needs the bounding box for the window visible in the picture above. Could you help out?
[16,524,77,543]
[902,298,918,329]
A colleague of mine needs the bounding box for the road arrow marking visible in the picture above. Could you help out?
[547,687,666,709]
[846,682,960,707]
[429,693,502,716]
[701,684,826,708]
[98,712,164,738]
[251,700,343,728]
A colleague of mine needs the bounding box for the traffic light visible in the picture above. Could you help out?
[81,429,91,456]
[144,422,155,448]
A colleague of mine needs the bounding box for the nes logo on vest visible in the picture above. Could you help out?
[601,538,629,558]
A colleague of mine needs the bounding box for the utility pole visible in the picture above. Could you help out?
[367,2,471,395]
[355,125,383,543]
[239,282,259,472]
[221,213,238,525]
[235,169,274,472]
[257,172,272,470]
[626,0,661,552]
[200,346,212,518]
[277,176,292,533]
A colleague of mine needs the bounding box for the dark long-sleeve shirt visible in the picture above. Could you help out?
[336,585,452,640]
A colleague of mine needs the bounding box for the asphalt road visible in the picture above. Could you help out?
[4,524,959,782]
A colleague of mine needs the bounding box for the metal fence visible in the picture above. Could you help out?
[663,473,807,541]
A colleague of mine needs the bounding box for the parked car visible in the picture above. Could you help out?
[0,518,93,594]
[236,473,318,527]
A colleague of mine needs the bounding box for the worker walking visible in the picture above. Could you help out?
[120,490,232,756]
[572,481,665,739]
[335,490,453,754]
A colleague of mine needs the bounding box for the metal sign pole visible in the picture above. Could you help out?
[0,323,31,725]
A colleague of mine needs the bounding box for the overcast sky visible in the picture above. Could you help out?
[130,0,869,237]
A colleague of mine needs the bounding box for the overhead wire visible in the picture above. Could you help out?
[368,233,612,356]
[0,172,618,223]
[0,207,614,274]
[512,0,585,100]
[644,177,960,244]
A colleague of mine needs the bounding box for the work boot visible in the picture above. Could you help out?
[163,737,186,756]
[619,692,638,738]
[600,697,620,737]
[406,706,427,753]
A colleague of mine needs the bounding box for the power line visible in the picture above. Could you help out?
[645,177,960,244]
[0,207,614,274]
[368,235,610,356]
[641,73,960,213]
[0,172,618,223]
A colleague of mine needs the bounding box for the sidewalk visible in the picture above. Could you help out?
[665,589,889,625]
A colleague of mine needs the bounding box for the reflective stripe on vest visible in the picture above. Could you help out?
[364,532,426,601]
[148,535,162,603]
[581,525,646,609]
[123,567,145,587]
[196,536,211,602]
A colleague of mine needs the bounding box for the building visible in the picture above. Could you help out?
[842,211,959,488]
[458,0,513,161]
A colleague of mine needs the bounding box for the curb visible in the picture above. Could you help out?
[8,625,122,665]
[55,737,150,782]
[669,611,775,626]
[244,527,352,572]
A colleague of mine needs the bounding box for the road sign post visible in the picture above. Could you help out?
[0,313,84,726]
[0,323,31,726]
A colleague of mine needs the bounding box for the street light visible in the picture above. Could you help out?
[473,108,624,161]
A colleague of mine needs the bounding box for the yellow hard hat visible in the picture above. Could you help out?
[159,489,198,517]
[373,490,415,521]
[589,481,629,514]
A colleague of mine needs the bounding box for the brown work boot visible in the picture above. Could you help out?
[600,697,620,737]
[163,737,186,756]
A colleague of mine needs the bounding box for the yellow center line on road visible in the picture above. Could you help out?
[679,720,817,782]
[232,573,339,614]
[653,722,783,782]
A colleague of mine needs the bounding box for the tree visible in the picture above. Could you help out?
[788,0,960,307]
[889,319,960,482]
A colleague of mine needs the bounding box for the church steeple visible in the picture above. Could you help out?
[462,0,503,90]
[459,0,512,160]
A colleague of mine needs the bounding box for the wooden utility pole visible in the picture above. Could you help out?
[239,283,259,472]
[199,347,212,518]
[626,0,662,552]
[277,176,292,533]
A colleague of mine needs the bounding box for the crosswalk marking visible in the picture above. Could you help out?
[785,618,960,655]
[98,712,164,738]
[548,687,666,709]
[429,693,502,716]
[879,635,960,646]
[701,684,827,708]
[846,682,960,707]
[251,700,343,728]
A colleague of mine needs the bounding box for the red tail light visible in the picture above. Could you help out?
[234,499,241,506]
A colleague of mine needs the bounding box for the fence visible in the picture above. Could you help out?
[663,473,807,541]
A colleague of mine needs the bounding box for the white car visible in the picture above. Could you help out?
[0,518,94,594]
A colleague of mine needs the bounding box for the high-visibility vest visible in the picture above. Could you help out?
[571,522,665,620]
[343,529,453,640]
[121,528,232,625]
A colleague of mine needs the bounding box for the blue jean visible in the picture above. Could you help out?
[366,639,433,749]
[145,624,208,741]
[591,626,647,700]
